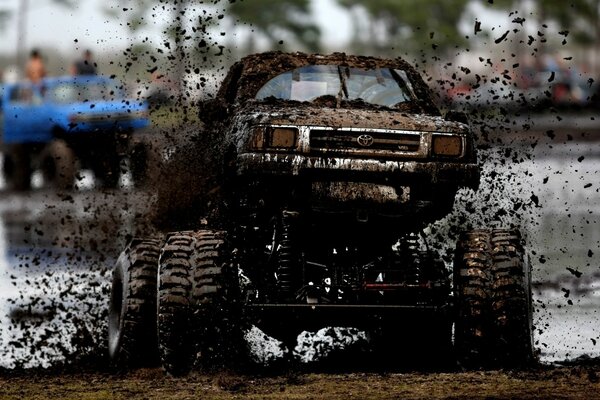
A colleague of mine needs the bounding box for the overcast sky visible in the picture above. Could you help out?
[0,0,353,58]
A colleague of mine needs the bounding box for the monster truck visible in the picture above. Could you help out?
[108,52,534,373]
[1,76,151,190]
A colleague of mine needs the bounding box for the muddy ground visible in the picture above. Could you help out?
[1,365,599,400]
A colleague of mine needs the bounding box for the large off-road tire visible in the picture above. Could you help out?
[157,232,195,375]
[454,228,534,369]
[4,144,32,191]
[157,230,239,374]
[41,139,77,190]
[489,229,535,367]
[190,229,241,367]
[108,237,162,368]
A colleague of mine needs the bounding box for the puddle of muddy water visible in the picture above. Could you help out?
[0,191,146,369]
[534,289,600,362]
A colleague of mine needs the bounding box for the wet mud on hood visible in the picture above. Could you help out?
[233,102,470,134]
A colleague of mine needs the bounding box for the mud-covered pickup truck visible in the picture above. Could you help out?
[1,76,150,190]
[109,52,534,374]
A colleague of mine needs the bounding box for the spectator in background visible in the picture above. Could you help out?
[25,49,46,83]
[71,49,97,75]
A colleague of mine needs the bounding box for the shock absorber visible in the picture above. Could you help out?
[276,210,300,300]
[396,233,422,283]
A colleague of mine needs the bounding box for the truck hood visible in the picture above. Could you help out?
[235,103,468,134]
[53,100,149,131]
[57,99,147,117]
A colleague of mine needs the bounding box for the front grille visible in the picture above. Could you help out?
[74,113,141,123]
[310,129,421,156]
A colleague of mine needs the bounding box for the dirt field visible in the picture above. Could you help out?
[0,365,599,400]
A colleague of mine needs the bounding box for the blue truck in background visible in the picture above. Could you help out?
[1,76,151,190]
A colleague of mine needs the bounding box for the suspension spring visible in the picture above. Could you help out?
[396,233,422,282]
[276,210,300,297]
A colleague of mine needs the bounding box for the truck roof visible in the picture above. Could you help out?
[5,75,114,88]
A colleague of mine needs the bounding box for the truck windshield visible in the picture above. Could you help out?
[256,65,415,107]
[47,81,123,104]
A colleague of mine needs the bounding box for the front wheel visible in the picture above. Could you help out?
[454,228,534,369]
[489,229,535,367]
[157,230,240,374]
[108,237,162,368]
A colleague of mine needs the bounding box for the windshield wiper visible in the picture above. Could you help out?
[336,66,349,107]
[390,69,418,102]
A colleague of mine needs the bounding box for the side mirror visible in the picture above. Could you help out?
[444,110,469,124]
[199,98,228,123]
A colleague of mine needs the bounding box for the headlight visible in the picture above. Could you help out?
[432,135,463,157]
[250,126,298,151]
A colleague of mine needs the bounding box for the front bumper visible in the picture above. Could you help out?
[236,152,480,188]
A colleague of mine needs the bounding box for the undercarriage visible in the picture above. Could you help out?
[235,208,449,302]
[107,182,535,374]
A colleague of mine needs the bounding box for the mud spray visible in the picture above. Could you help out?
[1,4,598,372]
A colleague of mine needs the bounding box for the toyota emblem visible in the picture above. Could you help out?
[357,134,374,147]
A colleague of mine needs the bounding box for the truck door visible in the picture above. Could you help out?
[3,83,51,144]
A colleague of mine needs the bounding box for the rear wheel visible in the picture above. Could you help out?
[157,232,195,375]
[454,228,534,369]
[108,237,162,368]
[41,139,77,190]
[4,144,32,191]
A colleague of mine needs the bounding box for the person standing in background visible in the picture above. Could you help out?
[25,49,46,83]
[71,49,97,75]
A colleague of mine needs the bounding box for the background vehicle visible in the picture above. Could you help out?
[109,52,534,374]
[1,76,150,190]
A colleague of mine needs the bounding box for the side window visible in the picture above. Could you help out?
[9,86,34,103]
[8,85,42,105]
[48,84,78,103]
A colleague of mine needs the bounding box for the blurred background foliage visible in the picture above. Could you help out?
[338,0,470,57]
[0,0,598,103]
